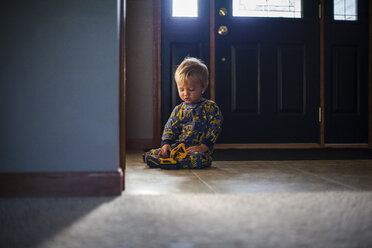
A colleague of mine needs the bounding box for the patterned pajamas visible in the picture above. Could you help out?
[143,99,223,170]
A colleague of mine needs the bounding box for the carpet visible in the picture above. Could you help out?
[1,192,372,248]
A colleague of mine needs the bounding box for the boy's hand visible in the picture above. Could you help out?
[186,144,209,153]
[158,144,171,158]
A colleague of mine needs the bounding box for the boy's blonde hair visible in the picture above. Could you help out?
[175,57,209,89]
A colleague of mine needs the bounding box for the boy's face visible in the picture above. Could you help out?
[177,78,205,104]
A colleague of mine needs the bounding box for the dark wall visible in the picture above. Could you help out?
[0,0,119,172]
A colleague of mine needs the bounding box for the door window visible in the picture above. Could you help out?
[172,0,198,17]
[232,0,302,18]
[333,0,357,21]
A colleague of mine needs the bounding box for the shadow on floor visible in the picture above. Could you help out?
[0,197,117,248]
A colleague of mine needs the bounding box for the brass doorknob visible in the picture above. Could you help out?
[218,25,228,36]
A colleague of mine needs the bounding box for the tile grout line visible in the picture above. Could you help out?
[191,170,217,194]
[288,166,359,191]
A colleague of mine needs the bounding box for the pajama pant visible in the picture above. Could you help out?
[143,147,212,169]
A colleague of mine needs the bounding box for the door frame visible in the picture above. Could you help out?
[119,0,126,190]
[152,0,372,149]
[153,0,162,148]
[369,0,372,148]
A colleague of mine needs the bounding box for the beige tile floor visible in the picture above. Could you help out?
[124,150,372,194]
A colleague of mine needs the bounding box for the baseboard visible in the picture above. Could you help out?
[0,169,123,197]
[324,143,369,148]
[214,143,370,149]
[214,143,321,149]
[126,138,153,150]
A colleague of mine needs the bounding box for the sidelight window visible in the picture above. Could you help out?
[233,0,302,18]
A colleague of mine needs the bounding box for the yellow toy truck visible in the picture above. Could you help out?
[159,143,187,165]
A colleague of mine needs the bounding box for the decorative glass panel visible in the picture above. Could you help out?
[334,0,357,21]
[172,0,198,17]
[233,0,302,18]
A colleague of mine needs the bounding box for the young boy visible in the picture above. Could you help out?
[143,57,223,169]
